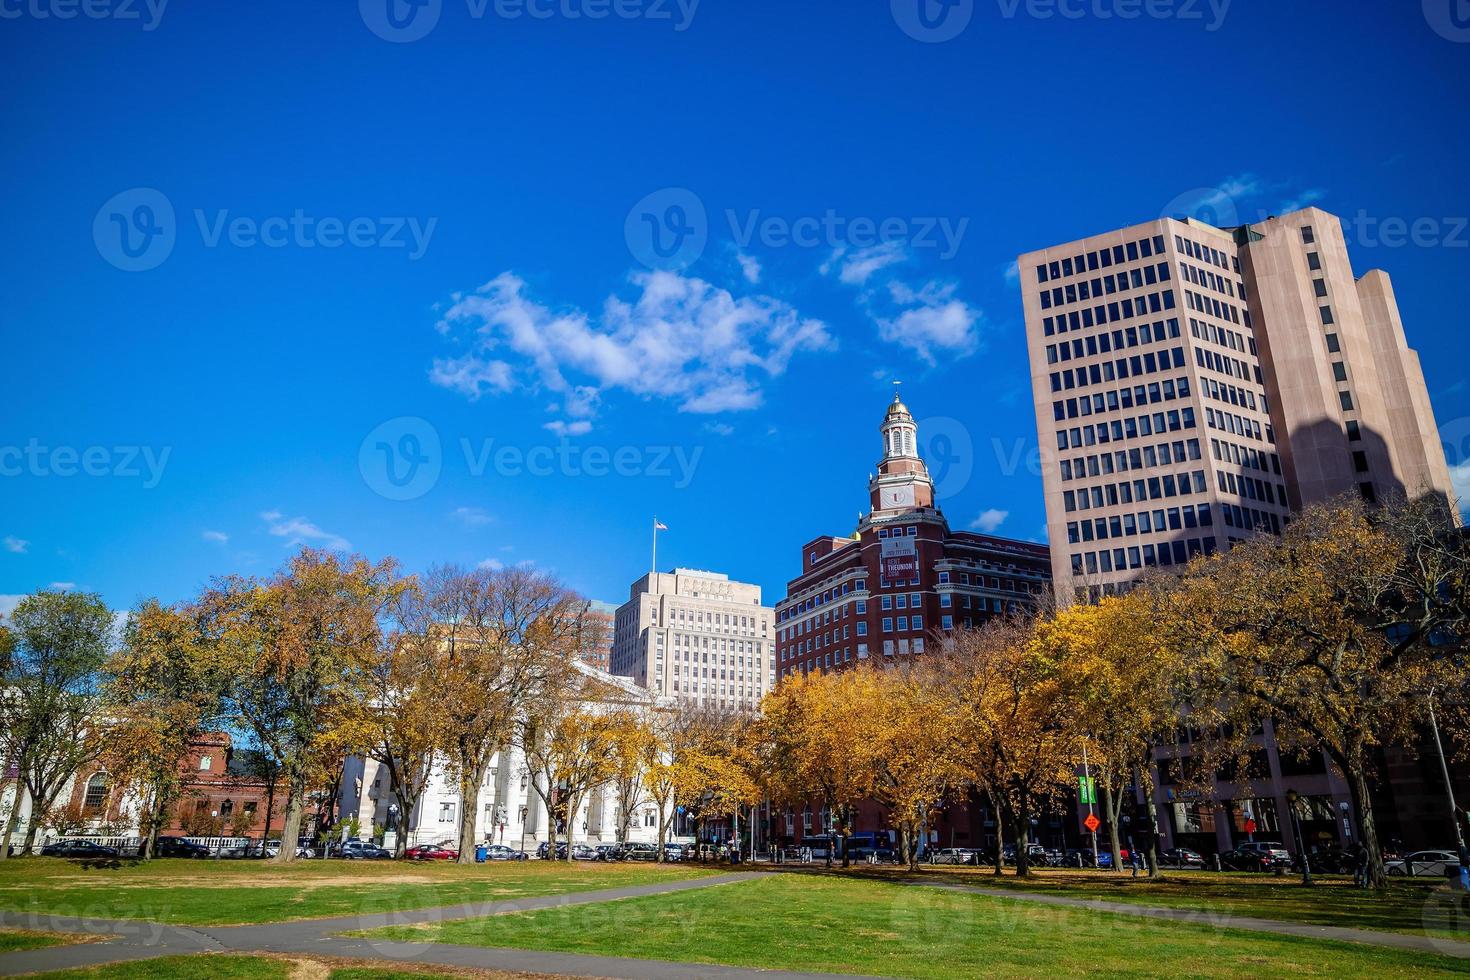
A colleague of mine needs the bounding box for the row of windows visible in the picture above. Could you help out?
[1179,260,1242,300]
[1056,404,1198,452]
[1184,288,1245,327]
[1215,469,1288,508]
[1053,375,1193,423]
[1067,502,1214,545]
[1176,234,1237,272]
[1039,261,1171,310]
[1210,438,1281,476]
[1040,287,1178,327]
[1071,535,1218,576]
[1201,374,1263,413]
[779,578,867,620]
[1045,317,1181,364]
[1049,346,1187,394]
[1222,503,1282,534]
[1063,468,1209,513]
[1059,437,1202,483]
[1036,234,1168,284]
[1189,317,1254,357]
[1205,406,1269,444]
[1194,342,1260,388]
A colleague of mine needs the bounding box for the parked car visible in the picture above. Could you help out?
[662,842,686,862]
[1159,847,1205,869]
[932,847,980,865]
[262,839,316,859]
[404,844,458,861]
[1220,842,1291,872]
[593,843,624,861]
[154,836,212,859]
[1386,850,1459,877]
[40,840,119,858]
[623,842,659,861]
[535,841,569,860]
[339,840,393,860]
[570,844,598,861]
[483,844,529,861]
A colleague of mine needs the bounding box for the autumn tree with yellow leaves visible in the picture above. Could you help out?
[1154,496,1468,888]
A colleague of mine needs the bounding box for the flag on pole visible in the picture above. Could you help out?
[654,520,668,530]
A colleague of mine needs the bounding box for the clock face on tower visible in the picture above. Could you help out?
[880,484,916,509]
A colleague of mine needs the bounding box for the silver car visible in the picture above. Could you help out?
[1386,849,1458,877]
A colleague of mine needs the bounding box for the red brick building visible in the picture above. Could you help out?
[774,391,1051,679]
[767,392,1056,855]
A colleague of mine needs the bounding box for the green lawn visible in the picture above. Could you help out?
[869,866,1470,943]
[362,873,1470,978]
[0,925,81,952]
[0,856,716,926]
[26,955,539,979]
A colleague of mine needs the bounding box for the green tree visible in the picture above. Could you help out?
[0,591,113,856]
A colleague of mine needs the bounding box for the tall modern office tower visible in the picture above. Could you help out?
[610,568,774,710]
[1020,206,1453,599]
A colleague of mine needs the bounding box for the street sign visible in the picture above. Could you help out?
[1083,813,1100,833]
[1244,819,1257,835]
[1078,776,1096,805]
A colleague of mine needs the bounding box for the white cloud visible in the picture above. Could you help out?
[1451,460,1470,517]
[260,510,351,551]
[477,558,505,571]
[0,595,21,620]
[3,536,28,554]
[830,242,907,286]
[431,270,833,429]
[877,280,981,363]
[49,582,76,591]
[451,506,494,527]
[1003,260,1019,284]
[969,509,1010,533]
[544,420,593,437]
[704,422,734,436]
[202,530,229,544]
[736,252,762,284]
[1279,188,1327,213]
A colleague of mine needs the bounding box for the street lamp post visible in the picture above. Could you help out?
[1428,688,1470,892]
[1285,789,1313,887]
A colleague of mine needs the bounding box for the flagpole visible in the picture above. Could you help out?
[651,517,658,575]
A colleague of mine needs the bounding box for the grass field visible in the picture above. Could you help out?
[856,866,1470,942]
[362,873,1470,978]
[26,954,546,979]
[0,925,85,953]
[0,856,716,926]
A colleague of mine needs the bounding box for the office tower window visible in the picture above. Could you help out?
[1326,333,1340,353]
[1353,451,1369,473]
[1320,305,1334,324]
[1301,225,1315,243]
[1332,362,1347,382]
[1307,252,1322,271]
[1346,420,1362,441]
[1339,391,1355,411]
[1313,279,1328,298]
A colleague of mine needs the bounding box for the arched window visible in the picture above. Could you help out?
[904,429,915,455]
[83,773,109,813]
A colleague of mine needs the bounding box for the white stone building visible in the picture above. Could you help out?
[337,662,681,852]
[610,568,774,710]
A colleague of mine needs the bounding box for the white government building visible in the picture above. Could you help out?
[609,568,774,709]
[337,662,682,852]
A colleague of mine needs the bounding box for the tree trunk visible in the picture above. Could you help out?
[0,780,24,860]
[1139,771,1163,879]
[455,764,485,864]
[656,806,668,863]
[1013,801,1031,878]
[261,776,277,858]
[901,823,916,871]
[1102,777,1124,874]
[1344,752,1386,889]
[273,777,307,864]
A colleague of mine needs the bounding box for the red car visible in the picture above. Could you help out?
[404,844,459,861]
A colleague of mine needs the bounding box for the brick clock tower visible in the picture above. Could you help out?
[775,388,1051,680]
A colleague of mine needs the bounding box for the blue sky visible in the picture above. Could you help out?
[3,0,1469,616]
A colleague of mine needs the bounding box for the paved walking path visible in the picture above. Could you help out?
[0,871,870,978]
[911,878,1470,959]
